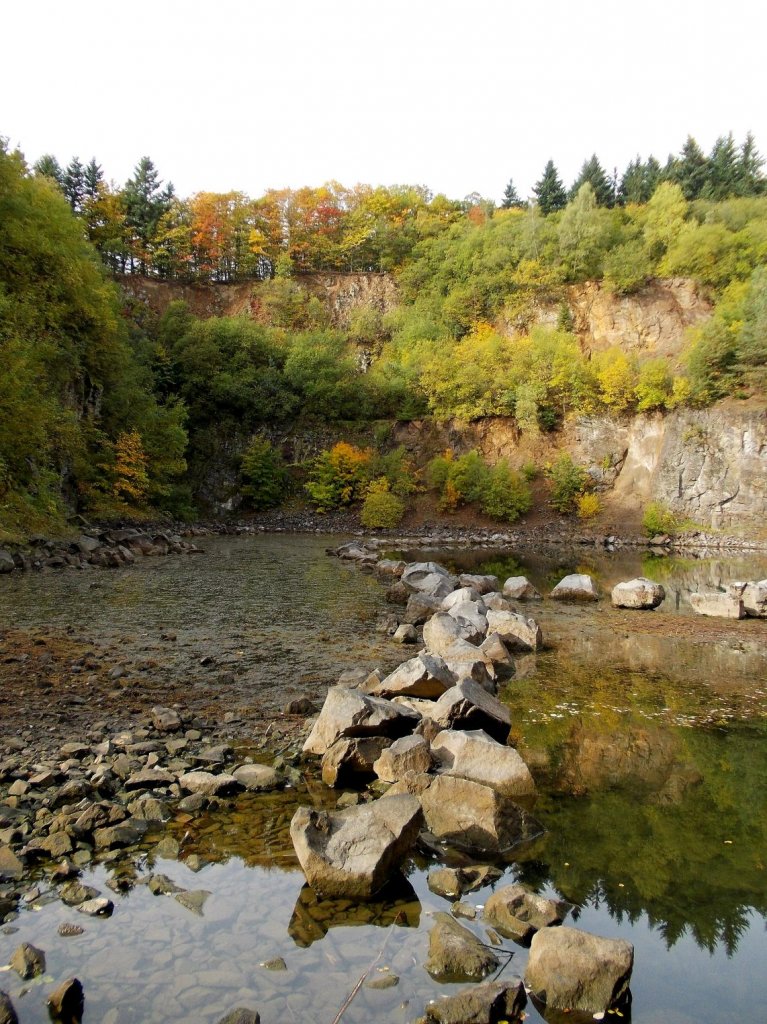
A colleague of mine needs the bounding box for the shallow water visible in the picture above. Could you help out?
[1,536,766,1023]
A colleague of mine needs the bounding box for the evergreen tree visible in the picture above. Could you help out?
[33,154,63,186]
[83,158,104,201]
[570,154,614,207]
[124,157,171,274]
[704,133,739,200]
[533,160,567,215]
[63,156,85,213]
[501,178,525,209]
[618,157,645,205]
[672,136,708,200]
[736,132,765,196]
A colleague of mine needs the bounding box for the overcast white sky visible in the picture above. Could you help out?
[3,0,765,203]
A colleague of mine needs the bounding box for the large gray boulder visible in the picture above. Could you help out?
[524,926,634,1015]
[373,735,432,783]
[442,586,483,611]
[479,633,515,679]
[366,653,456,699]
[416,979,526,1024]
[441,640,497,692]
[424,913,499,982]
[611,577,665,610]
[689,591,745,618]
[302,687,419,756]
[447,601,488,635]
[550,573,599,602]
[485,609,542,652]
[404,592,444,625]
[420,775,541,853]
[424,612,484,655]
[402,561,452,586]
[431,729,536,797]
[742,579,767,617]
[483,883,569,940]
[289,795,423,899]
[503,576,542,601]
[430,680,511,744]
[402,562,458,600]
[458,573,500,595]
[321,736,392,786]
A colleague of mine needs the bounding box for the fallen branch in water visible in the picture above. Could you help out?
[330,914,402,1024]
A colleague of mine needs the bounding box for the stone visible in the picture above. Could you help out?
[151,706,182,732]
[125,768,175,790]
[524,925,634,1015]
[76,897,114,917]
[611,577,666,609]
[321,736,392,786]
[550,573,599,601]
[232,764,281,791]
[365,973,399,989]
[417,979,526,1024]
[427,866,465,899]
[260,957,287,971]
[0,846,24,880]
[10,942,45,979]
[177,771,242,796]
[458,573,500,595]
[128,796,171,822]
[38,832,74,858]
[424,912,499,981]
[373,735,432,783]
[46,978,84,1022]
[386,770,434,797]
[60,882,100,906]
[485,609,542,652]
[0,992,17,1024]
[375,558,406,578]
[503,576,542,601]
[289,794,423,900]
[430,680,511,744]
[147,873,183,895]
[441,586,482,611]
[483,592,512,612]
[479,633,515,679]
[216,1010,260,1024]
[284,697,317,715]
[367,653,456,700]
[302,687,419,756]
[742,579,767,617]
[423,613,484,657]
[174,889,211,915]
[404,593,443,625]
[689,591,745,618]
[401,561,454,589]
[59,742,91,759]
[420,775,541,853]
[447,601,489,635]
[57,923,85,937]
[484,883,569,940]
[93,819,146,849]
[431,729,536,797]
[393,623,418,644]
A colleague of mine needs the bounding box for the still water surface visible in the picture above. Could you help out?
[1,535,766,1023]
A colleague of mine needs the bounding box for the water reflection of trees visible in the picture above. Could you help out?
[514,723,767,956]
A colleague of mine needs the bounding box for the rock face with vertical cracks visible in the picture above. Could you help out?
[290,794,423,899]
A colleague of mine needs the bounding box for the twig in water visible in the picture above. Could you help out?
[330,914,403,1024]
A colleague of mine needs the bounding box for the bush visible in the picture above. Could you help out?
[240,436,287,510]
[360,478,405,528]
[547,454,588,513]
[642,501,679,536]
[577,492,601,519]
[305,442,372,512]
[481,462,532,522]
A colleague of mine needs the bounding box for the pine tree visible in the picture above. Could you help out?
[736,132,765,196]
[533,160,567,215]
[570,154,614,207]
[83,158,104,201]
[33,154,63,186]
[63,157,85,212]
[124,157,171,274]
[673,136,709,200]
[501,178,525,209]
[704,133,739,200]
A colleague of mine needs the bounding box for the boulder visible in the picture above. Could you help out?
[402,561,452,587]
[483,592,512,612]
[367,653,456,700]
[611,577,665,610]
[406,573,456,602]
[441,587,483,611]
[420,775,541,853]
[431,729,536,797]
[485,609,542,652]
[430,680,511,744]
[441,640,497,692]
[427,865,502,900]
[689,592,745,619]
[373,735,432,783]
[302,688,419,756]
[524,925,634,1015]
[423,612,484,655]
[483,883,569,940]
[393,623,418,644]
[424,912,499,982]
[447,601,488,634]
[216,1011,260,1024]
[125,768,175,790]
[46,978,84,1022]
[232,764,281,792]
[479,633,515,679]
[742,579,767,617]
[404,593,443,625]
[458,573,500,595]
[93,820,146,850]
[503,576,542,601]
[0,992,18,1024]
[0,846,23,881]
[10,942,45,979]
[386,770,435,797]
[550,573,599,602]
[0,551,16,574]
[177,771,242,796]
[151,706,182,733]
[290,794,423,900]
[321,736,392,786]
[416,979,527,1024]
[375,559,406,578]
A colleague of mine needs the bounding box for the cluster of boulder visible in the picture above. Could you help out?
[0,527,200,574]
[689,579,767,619]
[291,556,635,1020]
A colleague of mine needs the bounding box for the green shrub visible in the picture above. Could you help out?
[521,461,538,482]
[577,492,601,519]
[547,454,589,513]
[360,479,405,528]
[642,501,679,536]
[240,436,287,510]
[369,446,419,497]
[481,462,532,522]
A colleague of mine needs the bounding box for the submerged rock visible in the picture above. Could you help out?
[290,794,423,899]
[611,577,665,609]
[216,1011,260,1024]
[483,883,569,940]
[420,775,541,853]
[424,912,499,981]
[0,992,18,1024]
[10,942,45,979]
[524,925,634,1014]
[550,574,599,602]
[430,729,536,798]
[302,687,419,756]
[416,978,527,1023]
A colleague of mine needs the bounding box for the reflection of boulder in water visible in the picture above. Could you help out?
[558,724,699,797]
[288,876,421,947]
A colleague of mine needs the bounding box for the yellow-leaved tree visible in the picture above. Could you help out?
[113,431,149,505]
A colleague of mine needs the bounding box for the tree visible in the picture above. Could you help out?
[113,430,150,504]
[33,154,63,186]
[570,154,614,207]
[618,156,662,205]
[63,156,85,213]
[501,178,525,209]
[673,136,708,200]
[643,182,687,256]
[703,133,739,200]
[83,158,104,201]
[124,157,172,274]
[736,132,765,196]
[533,160,567,215]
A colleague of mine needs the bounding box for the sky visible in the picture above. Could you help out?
[2,0,766,203]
